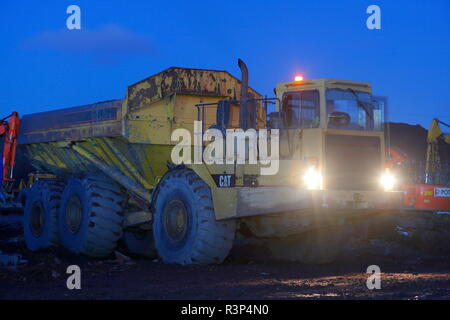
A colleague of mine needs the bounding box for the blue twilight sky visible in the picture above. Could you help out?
[0,0,449,128]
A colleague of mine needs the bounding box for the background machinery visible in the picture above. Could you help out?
[0,112,20,210]
[401,119,450,211]
[15,59,403,264]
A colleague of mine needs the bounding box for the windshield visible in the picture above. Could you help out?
[326,89,384,131]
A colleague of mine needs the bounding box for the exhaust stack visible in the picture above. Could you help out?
[238,59,255,130]
[238,58,249,99]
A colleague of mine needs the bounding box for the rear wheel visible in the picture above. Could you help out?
[58,176,124,258]
[153,169,236,265]
[23,181,64,251]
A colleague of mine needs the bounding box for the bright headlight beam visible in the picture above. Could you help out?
[380,172,395,191]
[303,167,322,190]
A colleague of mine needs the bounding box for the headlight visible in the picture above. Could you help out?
[380,171,395,191]
[303,167,323,190]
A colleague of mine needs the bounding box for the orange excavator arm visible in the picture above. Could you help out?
[0,112,20,185]
[386,146,409,167]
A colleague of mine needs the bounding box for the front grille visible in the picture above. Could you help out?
[325,134,382,191]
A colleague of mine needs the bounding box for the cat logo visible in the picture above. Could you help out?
[212,174,235,188]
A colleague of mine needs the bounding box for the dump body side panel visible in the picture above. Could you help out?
[19,100,123,145]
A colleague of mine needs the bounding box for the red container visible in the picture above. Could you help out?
[403,184,450,211]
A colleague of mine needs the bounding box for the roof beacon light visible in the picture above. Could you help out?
[294,75,304,82]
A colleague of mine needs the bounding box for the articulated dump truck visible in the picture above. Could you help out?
[18,59,403,264]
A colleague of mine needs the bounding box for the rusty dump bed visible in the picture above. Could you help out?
[125,67,256,112]
[16,66,260,203]
[19,100,123,145]
[19,67,258,146]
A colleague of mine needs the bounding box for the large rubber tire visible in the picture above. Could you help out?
[153,169,236,265]
[123,228,157,258]
[23,181,64,251]
[58,176,124,258]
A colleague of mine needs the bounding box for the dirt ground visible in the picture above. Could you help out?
[1,213,450,300]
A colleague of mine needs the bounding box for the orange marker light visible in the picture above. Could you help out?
[294,75,304,81]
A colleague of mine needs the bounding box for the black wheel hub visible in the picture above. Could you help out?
[30,202,45,237]
[163,199,188,243]
[65,196,82,234]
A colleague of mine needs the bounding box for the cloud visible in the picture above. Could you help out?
[20,24,157,63]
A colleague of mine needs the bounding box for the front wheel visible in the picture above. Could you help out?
[152,169,236,265]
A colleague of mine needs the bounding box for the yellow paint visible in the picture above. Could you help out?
[22,66,394,220]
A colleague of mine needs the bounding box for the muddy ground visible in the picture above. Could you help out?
[1,213,450,300]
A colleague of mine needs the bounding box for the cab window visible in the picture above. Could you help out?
[282,90,320,128]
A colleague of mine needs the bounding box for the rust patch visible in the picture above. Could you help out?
[126,67,261,112]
